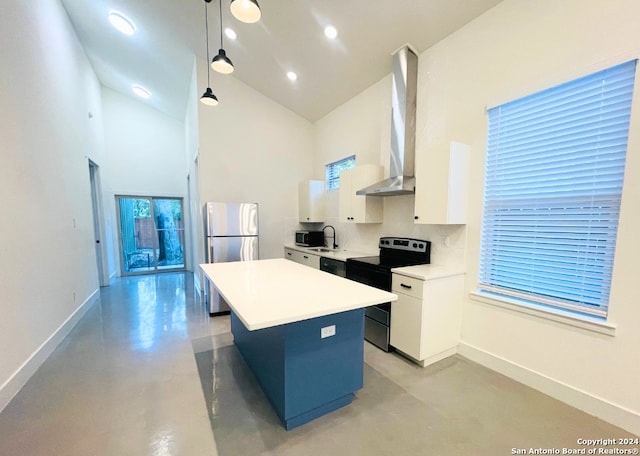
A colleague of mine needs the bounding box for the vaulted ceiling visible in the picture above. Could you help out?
[61,0,502,121]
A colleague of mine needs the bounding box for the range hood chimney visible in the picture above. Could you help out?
[357,45,418,196]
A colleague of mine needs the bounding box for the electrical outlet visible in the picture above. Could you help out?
[321,325,336,339]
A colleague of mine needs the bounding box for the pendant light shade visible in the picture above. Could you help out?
[212,0,234,74]
[200,87,219,106]
[212,48,234,74]
[230,0,261,23]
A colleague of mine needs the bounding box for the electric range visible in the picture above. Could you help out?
[346,237,431,352]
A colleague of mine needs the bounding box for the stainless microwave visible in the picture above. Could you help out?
[295,230,324,247]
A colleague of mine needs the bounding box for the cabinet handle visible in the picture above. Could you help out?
[287,252,292,256]
[400,283,412,289]
[303,255,309,259]
[414,216,419,220]
[307,217,310,220]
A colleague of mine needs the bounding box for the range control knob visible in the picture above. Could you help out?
[419,243,424,249]
[413,243,417,248]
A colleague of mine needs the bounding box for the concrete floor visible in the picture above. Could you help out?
[0,272,633,455]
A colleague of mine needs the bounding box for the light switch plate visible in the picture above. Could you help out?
[321,325,336,339]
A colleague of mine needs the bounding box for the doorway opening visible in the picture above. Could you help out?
[116,196,186,275]
[89,160,110,286]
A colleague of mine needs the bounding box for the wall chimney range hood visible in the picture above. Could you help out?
[357,45,418,196]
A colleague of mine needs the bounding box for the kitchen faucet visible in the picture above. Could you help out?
[322,225,338,250]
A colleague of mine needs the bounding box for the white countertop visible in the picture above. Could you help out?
[200,259,397,331]
[284,244,375,261]
[391,264,466,281]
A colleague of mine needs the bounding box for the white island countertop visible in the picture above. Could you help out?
[200,258,397,331]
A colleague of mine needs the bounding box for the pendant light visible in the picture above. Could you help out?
[230,0,261,24]
[211,0,234,74]
[200,0,219,106]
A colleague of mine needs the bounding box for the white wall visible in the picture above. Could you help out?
[196,60,315,261]
[0,0,104,409]
[414,0,640,433]
[102,87,186,196]
[101,87,187,276]
[314,74,466,263]
[184,61,201,275]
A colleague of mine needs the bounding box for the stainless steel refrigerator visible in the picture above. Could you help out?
[203,202,259,315]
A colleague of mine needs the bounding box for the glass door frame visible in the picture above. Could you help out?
[115,195,187,276]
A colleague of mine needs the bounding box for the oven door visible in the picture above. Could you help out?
[345,261,390,290]
[346,260,392,351]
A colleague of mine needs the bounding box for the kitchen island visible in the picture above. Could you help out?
[200,258,397,430]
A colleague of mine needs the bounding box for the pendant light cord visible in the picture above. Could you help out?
[218,0,224,49]
[205,0,211,85]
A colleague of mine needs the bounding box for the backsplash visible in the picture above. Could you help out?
[284,193,466,266]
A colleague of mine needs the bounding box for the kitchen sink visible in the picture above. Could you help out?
[307,247,333,252]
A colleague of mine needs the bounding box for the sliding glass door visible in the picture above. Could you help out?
[116,196,186,275]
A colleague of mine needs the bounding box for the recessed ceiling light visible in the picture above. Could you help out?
[286,71,298,81]
[324,25,338,40]
[108,11,135,36]
[132,85,150,99]
[225,28,237,40]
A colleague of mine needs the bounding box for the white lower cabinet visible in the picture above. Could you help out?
[284,247,320,269]
[390,272,465,367]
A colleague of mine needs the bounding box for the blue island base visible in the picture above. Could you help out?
[231,308,365,431]
[284,393,354,430]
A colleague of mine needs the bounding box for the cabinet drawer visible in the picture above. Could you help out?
[285,248,320,269]
[299,252,320,269]
[284,248,298,262]
[392,274,424,299]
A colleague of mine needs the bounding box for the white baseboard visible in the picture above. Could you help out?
[458,342,640,435]
[0,289,100,413]
[394,346,458,368]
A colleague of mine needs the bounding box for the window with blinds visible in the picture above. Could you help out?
[325,155,356,190]
[479,60,637,318]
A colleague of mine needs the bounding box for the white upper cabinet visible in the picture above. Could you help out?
[339,165,383,224]
[298,180,325,223]
[414,141,470,224]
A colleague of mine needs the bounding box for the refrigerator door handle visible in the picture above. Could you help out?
[209,245,214,263]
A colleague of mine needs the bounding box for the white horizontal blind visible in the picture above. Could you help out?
[326,155,356,190]
[479,60,637,316]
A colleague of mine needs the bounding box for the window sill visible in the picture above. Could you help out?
[469,291,617,337]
